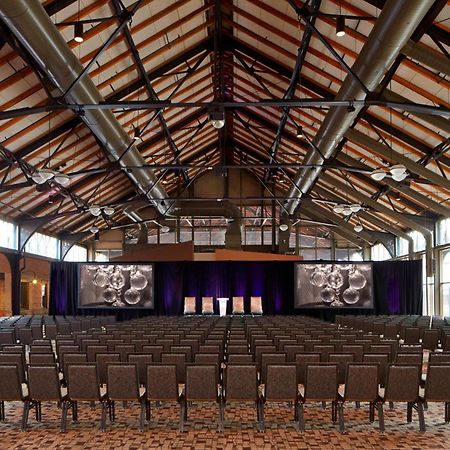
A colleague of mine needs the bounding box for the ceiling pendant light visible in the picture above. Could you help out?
[296,125,303,138]
[89,205,102,217]
[370,168,386,181]
[31,172,46,185]
[279,223,289,232]
[342,206,353,216]
[391,170,408,182]
[160,225,170,233]
[354,224,363,233]
[350,203,361,213]
[74,22,84,43]
[389,164,407,178]
[53,172,70,187]
[39,168,54,181]
[103,206,115,216]
[210,110,225,129]
[333,205,345,214]
[336,16,346,37]
[133,126,142,141]
[89,225,99,234]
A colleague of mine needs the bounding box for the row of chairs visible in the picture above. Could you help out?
[2,361,449,433]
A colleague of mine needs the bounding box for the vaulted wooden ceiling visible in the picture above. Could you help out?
[0,0,448,247]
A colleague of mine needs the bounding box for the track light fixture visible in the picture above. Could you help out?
[74,22,84,43]
[89,225,99,234]
[103,206,115,216]
[336,16,346,37]
[88,205,102,217]
[296,125,303,138]
[133,126,142,141]
[354,223,363,233]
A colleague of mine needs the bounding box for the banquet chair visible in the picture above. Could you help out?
[232,296,245,315]
[201,297,214,315]
[250,297,263,316]
[0,365,28,429]
[183,297,196,315]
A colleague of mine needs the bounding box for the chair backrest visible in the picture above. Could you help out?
[128,354,153,386]
[265,364,297,401]
[67,363,101,401]
[115,344,136,362]
[260,353,286,384]
[363,353,389,386]
[428,352,450,365]
[227,345,249,355]
[30,345,54,354]
[224,365,258,402]
[255,345,277,368]
[146,364,179,401]
[161,353,186,384]
[184,297,196,315]
[295,352,321,385]
[304,364,338,402]
[395,352,423,366]
[313,344,335,362]
[232,297,244,314]
[343,363,379,402]
[0,365,24,401]
[384,364,421,402]
[328,352,355,385]
[86,345,108,362]
[424,364,450,401]
[29,352,56,365]
[142,345,164,362]
[96,353,120,385]
[0,352,26,383]
[250,296,263,315]
[27,364,61,401]
[171,346,192,363]
[185,365,218,401]
[341,344,364,362]
[404,327,421,344]
[227,354,253,364]
[107,363,140,400]
[194,353,220,366]
[201,297,214,314]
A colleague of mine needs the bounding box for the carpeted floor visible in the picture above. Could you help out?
[1,400,449,449]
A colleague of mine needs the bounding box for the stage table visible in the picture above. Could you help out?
[217,297,229,317]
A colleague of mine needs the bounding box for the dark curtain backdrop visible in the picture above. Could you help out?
[49,260,422,319]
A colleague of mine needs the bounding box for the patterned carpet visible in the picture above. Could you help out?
[1,400,449,449]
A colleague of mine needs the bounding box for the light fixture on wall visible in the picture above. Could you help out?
[336,16,346,37]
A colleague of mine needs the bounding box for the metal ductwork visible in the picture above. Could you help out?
[285,0,434,216]
[402,40,450,77]
[0,0,169,215]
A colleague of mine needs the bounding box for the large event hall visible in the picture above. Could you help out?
[0,0,449,448]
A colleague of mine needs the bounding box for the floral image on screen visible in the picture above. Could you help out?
[294,263,373,309]
[79,264,154,309]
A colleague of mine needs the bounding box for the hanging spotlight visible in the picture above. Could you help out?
[161,225,170,233]
[354,224,363,233]
[333,204,345,214]
[53,172,70,187]
[296,125,303,138]
[370,168,387,181]
[103,206,115,216]
[279,223,289,232]
[210,110,225,129]
[350,204,361,213]
[89,225,99,234]
[133,126,142,141]
[89,205,102,217]
[31,172,46,185]
[336,16,346,37]
[74,22,84,43]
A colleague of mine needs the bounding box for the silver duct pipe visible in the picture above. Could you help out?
[285,0,434,216]
[0,0,168,215]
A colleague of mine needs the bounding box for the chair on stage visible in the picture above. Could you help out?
[250,296,263,315]
[202,297,214,315]
[232,296,244,315]
[183,297,196,315]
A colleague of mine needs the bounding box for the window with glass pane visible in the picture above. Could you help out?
[437,218,450,246]
[25,232,59,259]
[396,237,409,257]
[211,229,225,246]
[0,219,17,250]
[64,245,87,262]
[336,248,349,261]
[441,249,450,317]
[160,231,175,244]
[194,229,210,246]
[245,228,261,245]
[300,249,316,260]
[94,250,109,262]
[370,243,391,261]
[179,229,192,242]
[349,249,363,261]
[422,254,434,316]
